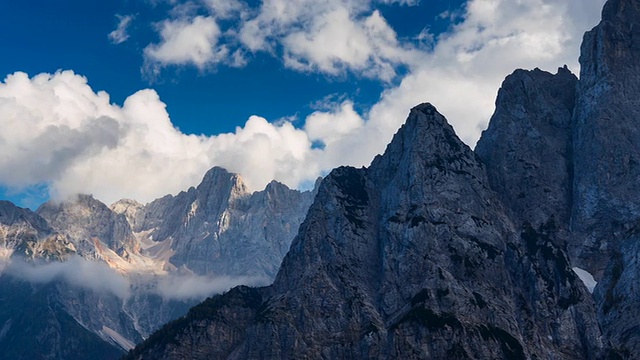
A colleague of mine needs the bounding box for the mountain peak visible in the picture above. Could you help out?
[370,102,484,191]
[197,166,249,201]
[37,193,136,255]
[476,68,576,229]
[602,0,640,23]
[200,166,244,187]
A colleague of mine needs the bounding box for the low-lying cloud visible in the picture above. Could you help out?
[2,255,267,301]
[153,273,269,301]
[5,256,131,298]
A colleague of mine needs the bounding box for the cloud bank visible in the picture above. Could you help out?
[5,256,131,298]
[153,273,269,301]
[3,255,265,301]
[0,0,606,206]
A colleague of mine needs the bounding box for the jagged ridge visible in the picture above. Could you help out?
[126,103,601,359]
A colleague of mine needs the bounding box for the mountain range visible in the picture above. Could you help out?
[2,0,640,358]
[0,168,315,358]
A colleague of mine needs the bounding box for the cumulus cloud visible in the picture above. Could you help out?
[0,70,321,203]
[365,0,608,146]
[239,0,419,81]
[109,14,134,44]
[0,71,209,204]
[0,0,607,207]
[203,0,246,19]
[144,15,226,75]
[141,0,420,81]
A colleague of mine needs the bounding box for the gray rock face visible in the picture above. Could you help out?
[571,0,640,276]
[37,194,137,257]
[0,200,51,249]
[476,67,577,230]
[0,201,75,261]
[474,1,640,356]
[127,104,602,360]
[572,0,640,356]
[134,167,315,279]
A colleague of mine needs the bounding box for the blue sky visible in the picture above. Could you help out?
[0,0,605,208]
[0,0,461,135]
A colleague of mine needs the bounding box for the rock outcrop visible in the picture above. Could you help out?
[37,194,137,257]
[127,104,602,359]
[475,67,577,230]
[570,0,640,277]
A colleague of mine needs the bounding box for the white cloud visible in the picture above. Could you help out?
[280,9,417,81]
[153,273,268,301]
[108,14,134,44]
[142,1,421,81]
[0,0,607,208]
[203,0,246,19]
[144,15,225,74]
[239,0,418,81]
[6,256,131,298]
[375,0,607,146]
[3,255,267,301]
[0,70,320,204]
[305,101,364,147]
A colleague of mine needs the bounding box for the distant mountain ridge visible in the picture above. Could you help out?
[0,167,315,359]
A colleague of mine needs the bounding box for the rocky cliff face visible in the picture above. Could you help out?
[475,67,576,231]
[131,167,315,279]
[572,0,640,356]
[0,167,314,358]
[127,104,602,360]
[571,0,640,277]
[475,0,640,356]
[126,1,640,357]
[0,200,75,261]
[37,194,137,258]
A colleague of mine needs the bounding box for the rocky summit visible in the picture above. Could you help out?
[126,0,640,359]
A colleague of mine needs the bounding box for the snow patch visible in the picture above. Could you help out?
[572,267,597,293]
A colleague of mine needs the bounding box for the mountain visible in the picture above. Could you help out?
[126,0,640,358]
[129,167,315,279]
[0,168,315,358]
[36,194,138,261]
[125,103,602,359]
[572,0,640,356]
[0,201,124,359]
[0,277,125,360]
[475,67,576,232]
